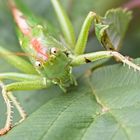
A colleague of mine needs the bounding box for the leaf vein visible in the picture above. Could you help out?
[39,92,88,140]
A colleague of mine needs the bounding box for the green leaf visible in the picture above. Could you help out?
[101,8,132,50]
[68,0,125,35]
[1,59,140,140]
[0,0,140,139]
[95,23,109,46]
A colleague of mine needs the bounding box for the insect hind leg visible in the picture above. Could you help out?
[7,92,27,127]
[0,81,13,136]
[0,81,27,136]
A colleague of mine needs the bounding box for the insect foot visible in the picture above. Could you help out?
[110,51,140,72]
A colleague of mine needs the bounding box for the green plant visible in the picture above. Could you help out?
[0,0,140,139]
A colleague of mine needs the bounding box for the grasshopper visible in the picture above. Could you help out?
[0,0,140,135]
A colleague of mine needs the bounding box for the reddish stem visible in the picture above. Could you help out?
[123,0,140,10]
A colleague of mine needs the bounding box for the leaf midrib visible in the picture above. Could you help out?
[39,92,89,140]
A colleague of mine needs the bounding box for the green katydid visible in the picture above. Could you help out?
[0,0,139,135]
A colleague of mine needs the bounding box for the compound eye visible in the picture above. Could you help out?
[50,47,57,55]
[35,61,42,67]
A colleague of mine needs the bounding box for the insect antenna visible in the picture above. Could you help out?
[0,52,36,59]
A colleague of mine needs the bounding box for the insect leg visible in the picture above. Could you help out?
[74,12,97,55]
[0,81,13,136]
[0,46,37,74]
[5,79,52,91]
[51,0,76,47]
[7,91,27,127]
[5,79,52,125]
[0,73,41,81]
[71,50,140,72]
[0,86,27,136]
[0,78,52,135]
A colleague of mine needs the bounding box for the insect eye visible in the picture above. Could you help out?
[35,61,42,67]
[50,47,57,54]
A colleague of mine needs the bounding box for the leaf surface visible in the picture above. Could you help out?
[1,59,140,140]
[0,0,140,140]
[102,8,132,50]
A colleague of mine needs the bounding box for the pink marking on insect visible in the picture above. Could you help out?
[31,38,49,60]
[9,1,48,61]
[12,6,31,36]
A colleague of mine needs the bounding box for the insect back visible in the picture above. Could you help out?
[22,25,75,91]
[9,0,75,92]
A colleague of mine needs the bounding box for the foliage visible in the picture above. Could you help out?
[0,0,140,139]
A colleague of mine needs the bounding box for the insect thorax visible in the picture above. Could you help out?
[40,51,75,91]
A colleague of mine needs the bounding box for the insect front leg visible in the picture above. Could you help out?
[71,51,140,71]
[74,12,97,55]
